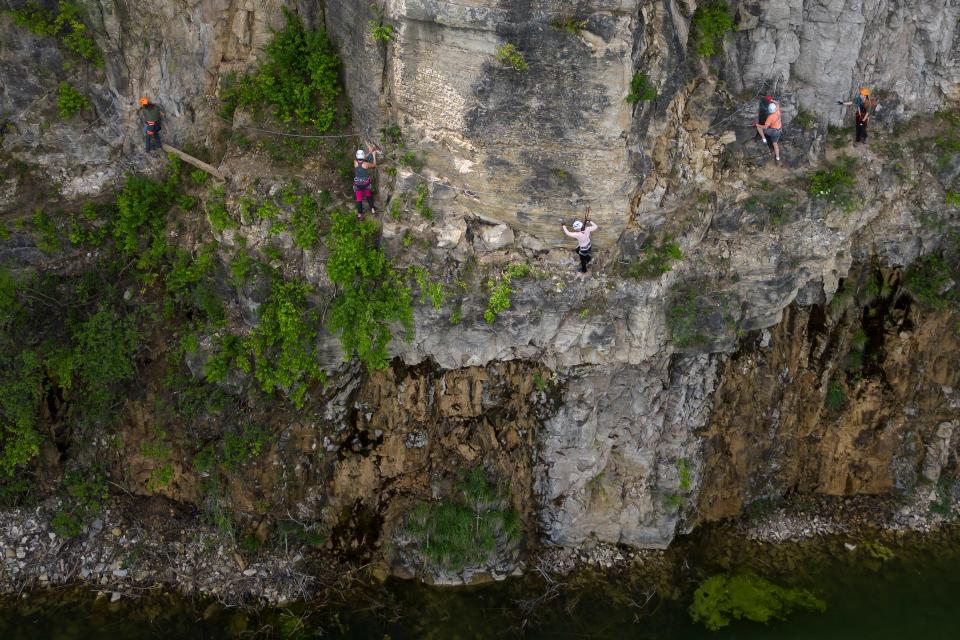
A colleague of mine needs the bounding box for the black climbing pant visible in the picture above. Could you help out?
[578,247,592,273]
[856,120,868,143]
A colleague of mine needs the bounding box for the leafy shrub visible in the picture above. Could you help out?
[0,351,44,475]
[369,20,393,42]
[8,1,103,66]
[532,371,550,392]
[691,2,735,57]
[495,44,529,71]
[625,237,682,279]
[410,267,444,310]
[405,467,521,571]
[203,334,248,383]
[326,213,413,370]
[400,151,423,171]
[484,280,512,324]
[484,263,531,324]
[902,253,956,309]
[690,573,826,631]
[242,281,324,408]
[289,192,322,249]
[31,210,61,253]
[229,250,255,288]
[221,8,342,132]
[205,185,236,233]
[551,17,588,36]
[113,174,176,270]
[808,155,857,212]
[626,72,656,104]
[57,82,89,119]
[222,424,273,469]
[70,308,140,421]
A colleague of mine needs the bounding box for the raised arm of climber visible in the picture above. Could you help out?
[138,97,165,153]
[353,144,378,220]
[561,219,598,274]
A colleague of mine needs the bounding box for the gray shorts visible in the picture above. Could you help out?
[764,128,782,143]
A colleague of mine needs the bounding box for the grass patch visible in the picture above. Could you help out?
[808,155,857,212]
[405,467,521,572]
[743,187,798,227]
[825,379,844,412]
[625,237,682,279]
[793,108,815,131]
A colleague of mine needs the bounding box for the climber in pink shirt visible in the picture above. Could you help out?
[562,218,598,273]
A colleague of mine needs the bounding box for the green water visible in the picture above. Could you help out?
[4,532,960,639]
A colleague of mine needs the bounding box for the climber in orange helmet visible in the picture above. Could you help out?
[838,87,877,144]
[138,97,165,153]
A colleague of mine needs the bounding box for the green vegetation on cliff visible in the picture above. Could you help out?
[691,2,735,58]
[405,467,521,572]
[221,8,343,132]
[326,212,413,370]
[7,1,103,67]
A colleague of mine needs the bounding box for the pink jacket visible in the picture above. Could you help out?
[562,222,597,249]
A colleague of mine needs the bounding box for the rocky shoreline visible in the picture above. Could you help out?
[3,490,957,606]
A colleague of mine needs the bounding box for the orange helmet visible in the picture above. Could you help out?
[859,87,870,97]
[139,97,149,106]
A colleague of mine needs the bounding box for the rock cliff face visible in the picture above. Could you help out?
[1,0,959,583]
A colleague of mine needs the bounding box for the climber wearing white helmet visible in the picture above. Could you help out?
[561,216,598,274]
[353,144,378,220]
[753,99,782,163]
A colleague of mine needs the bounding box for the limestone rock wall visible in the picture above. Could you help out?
[2,0,960,569]
[731,0,960,124]
[700,278,960,519]
[330,0,642,247]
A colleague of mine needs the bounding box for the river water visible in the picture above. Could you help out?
[4,529,960,639]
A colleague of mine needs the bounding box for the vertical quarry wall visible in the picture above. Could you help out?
[1,0,959,575]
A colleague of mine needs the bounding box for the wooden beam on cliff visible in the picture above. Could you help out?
[161,144,225,181]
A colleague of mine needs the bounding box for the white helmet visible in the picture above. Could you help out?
[768,102,778,114]
[572,220,584,231]
[356,149,366,160]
